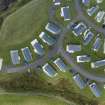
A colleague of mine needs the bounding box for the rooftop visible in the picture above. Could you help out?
[42,63,58,77]
[10,50,20,65]
[31,39,45,56]
[53,58,68,72]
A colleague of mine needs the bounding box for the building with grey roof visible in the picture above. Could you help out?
[77,55,91,63]
[42,63,58,77]
[45,22,61,35]
[66,44,81,53]
[83,31,94,45]
[21,47,32,62]
[53,58,68,72]
[91,59,105,68]
[92,37,102,52]
[39,32,56,46]
[72,22,87,36]
[31,39,45,56]
[0,58,3,71]
[61,6,70,21]
[89,82,101,97]
[10,50,20,65]
[73,74,86,89]
[95,11,105,23]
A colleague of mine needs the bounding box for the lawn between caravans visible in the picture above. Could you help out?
[0,0,51,64]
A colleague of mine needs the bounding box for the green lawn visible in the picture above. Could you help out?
[0,0,51,64]
[0,94,71,105]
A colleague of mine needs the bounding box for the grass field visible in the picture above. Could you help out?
[0,0,51,64]
[0,94,71,105]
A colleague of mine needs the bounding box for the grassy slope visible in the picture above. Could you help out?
[0,0,51,63]
[0,95,70,105]
[0,71,96,105]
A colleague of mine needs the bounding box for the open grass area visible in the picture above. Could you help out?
[0,94,70,105]
[0,0,51,64]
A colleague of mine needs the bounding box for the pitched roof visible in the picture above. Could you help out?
[72,22,87,36]
[53,58,68,72]
[83,31,94,45]
[91,59,105,68]
[10,50,20,65]
[42,63,57,77]
[77,55,91,63]
[92,37,101,51]
[45,22,61,35]
[39,32,56,46]
[31,39,45,56]
[66,44,81,53]
[21,47,32,62]
[89,82,101,97]
[61,6,70,21]
[0,58,3,70]
[73,74,86,89]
